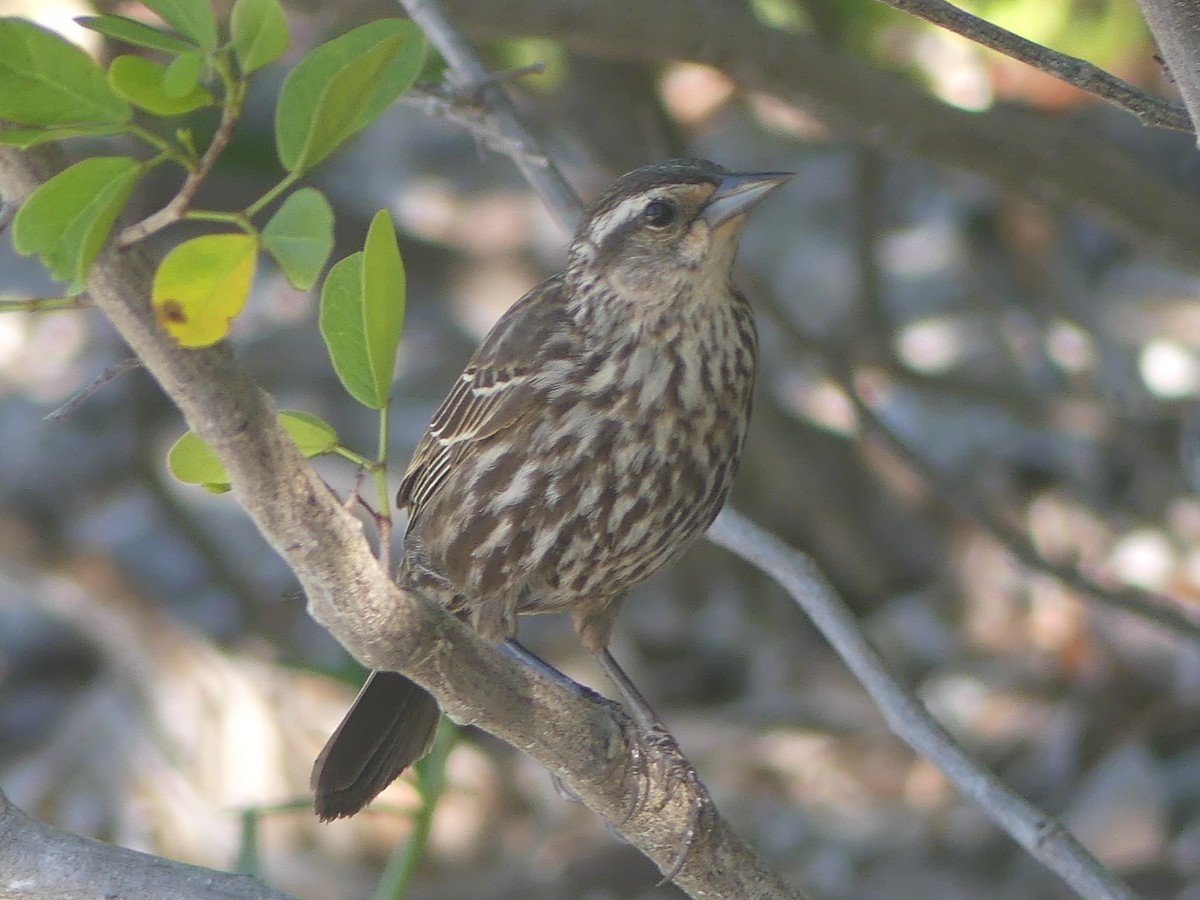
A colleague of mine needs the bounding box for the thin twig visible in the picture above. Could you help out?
[402,88,543,158]
[442,61,547,102]
[117,80,243,247]
[706,508,1137,900]
[875,0,1192,132]
[755,286,1200,645]
[0,295,88,313]
[847,379,1200,643]
[44,357,143,421]
[396,0,584,232]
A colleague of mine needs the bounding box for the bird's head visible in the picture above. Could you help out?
[566,159,791,308]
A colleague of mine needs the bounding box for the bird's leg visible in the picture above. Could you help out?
[593,648,711,883]
[501,639,602,700]
[593,649,669,734]
[506,639,708,880]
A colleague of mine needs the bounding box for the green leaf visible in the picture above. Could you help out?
[152,234,258,348]
[76,14,197,54]
[279,410,338,456]
[167,410,337,492]
[108,55,212,116]
[167,429,231,492]
[139,0,217,51]
[231,0,290,74]
[319,211,407,409]
[275,19,425,175]
[321,253,376,407]
[163,50,205,98]
[262,188,334,290]
[0,125,128,148]
[13,156,141,288]
[362,210,406,403]
[0,18,131,126]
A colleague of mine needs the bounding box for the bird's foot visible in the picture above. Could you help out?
[624,720,711,884]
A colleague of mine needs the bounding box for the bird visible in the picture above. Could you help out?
[312,158,790,821]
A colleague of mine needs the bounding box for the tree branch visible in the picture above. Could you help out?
[756,290,1200,646]
[0,789,292,900]
[706,509,1136,900]
[0,140,803,900]
[384,2,1138,896]
[116,85,242,246]
[874,0,1191,132]
[432,0,1200,271]
[401,0,583,231]
[1134,0,1200,141]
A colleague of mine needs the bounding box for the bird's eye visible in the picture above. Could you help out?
[642,199,675,228]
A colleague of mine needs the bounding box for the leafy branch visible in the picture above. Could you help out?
[1,1,424,350]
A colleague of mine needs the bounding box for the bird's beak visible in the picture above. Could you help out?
[701,171,792,229]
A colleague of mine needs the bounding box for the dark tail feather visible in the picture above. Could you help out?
[311,670,441,820]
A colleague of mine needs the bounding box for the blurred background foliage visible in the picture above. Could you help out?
[2,1,1199,898]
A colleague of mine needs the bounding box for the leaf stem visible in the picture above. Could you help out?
[116,55,247,246]
[128,124,194,168]
[374,403,394,572]
[331,444,375,469]
[244,171,300,219]
[184,209,256,234]
[0,295,86,312]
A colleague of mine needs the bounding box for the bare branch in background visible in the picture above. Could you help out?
[752,285,1200,646]
[399,0,583,231]
[849,382,1200,643]
[874,0,1191,132]
[435,0,1200,271]
[707,509,1137,900]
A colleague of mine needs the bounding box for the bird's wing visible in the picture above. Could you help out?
[397,275,574,523]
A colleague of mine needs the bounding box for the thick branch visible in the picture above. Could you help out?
[876,0,1190,132]
[0,141,802,899]
[0,789,291,900]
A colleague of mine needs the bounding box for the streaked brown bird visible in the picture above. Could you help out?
[313,158,790,820]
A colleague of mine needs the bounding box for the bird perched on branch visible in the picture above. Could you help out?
[313,158,790,820]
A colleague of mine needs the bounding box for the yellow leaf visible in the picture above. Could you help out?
[153,234,258,347]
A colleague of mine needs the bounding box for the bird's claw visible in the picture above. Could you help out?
[622,721,711,884]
